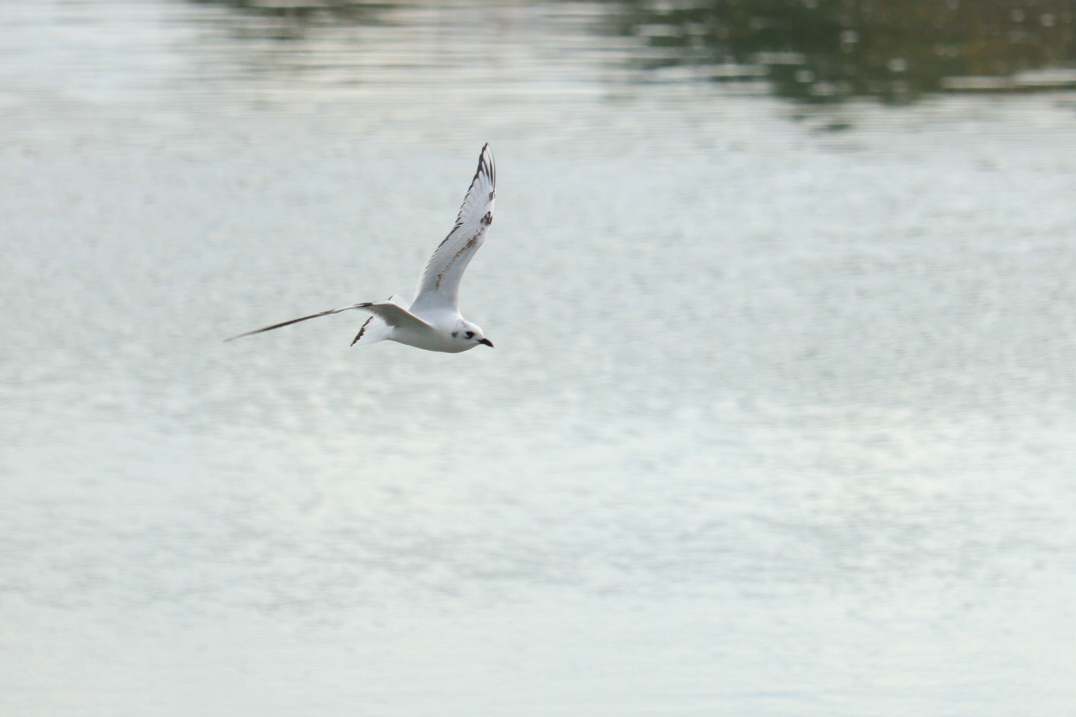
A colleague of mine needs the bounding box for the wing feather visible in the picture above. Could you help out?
[409,144,495,315]
[225,300,431,343]
[224,303,366,342]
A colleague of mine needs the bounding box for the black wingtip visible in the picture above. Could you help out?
[477,143,495,188]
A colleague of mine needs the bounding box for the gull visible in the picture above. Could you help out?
[226,144,496,353]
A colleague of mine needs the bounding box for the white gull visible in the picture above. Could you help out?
[226,144,496,353]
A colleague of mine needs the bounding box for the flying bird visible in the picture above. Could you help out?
[226,144,497,353]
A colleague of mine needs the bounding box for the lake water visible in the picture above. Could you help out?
[2,2,1075,715]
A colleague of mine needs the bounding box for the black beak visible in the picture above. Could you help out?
[478,338,494,347]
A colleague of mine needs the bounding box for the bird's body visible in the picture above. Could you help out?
[227,145,497,353]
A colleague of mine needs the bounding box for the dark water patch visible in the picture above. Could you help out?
[613,0,1076,102]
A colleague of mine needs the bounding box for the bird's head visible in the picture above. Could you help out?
[452,320,493,348]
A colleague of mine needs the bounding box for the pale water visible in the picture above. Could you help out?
[1,2,1075,716]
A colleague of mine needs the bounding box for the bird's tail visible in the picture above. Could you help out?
[350,295,406,347]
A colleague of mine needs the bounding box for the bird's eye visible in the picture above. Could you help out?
[465,331,474,339]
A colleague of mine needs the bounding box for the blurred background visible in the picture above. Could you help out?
[1,1,1075,715]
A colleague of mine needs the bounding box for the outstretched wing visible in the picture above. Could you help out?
[409,144,495,315]
[224,300,432,343]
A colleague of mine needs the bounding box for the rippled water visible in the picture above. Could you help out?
[2,2,1075,716]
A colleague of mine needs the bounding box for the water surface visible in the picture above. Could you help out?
[1,2,1075,716]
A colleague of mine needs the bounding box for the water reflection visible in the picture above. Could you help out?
[191,0,392,38]
[617,0,1076,101]
[196,0,1076,102]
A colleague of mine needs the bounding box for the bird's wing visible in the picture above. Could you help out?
[224,301,432,342]
[409,144,495,315]
[353,300,434,331]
